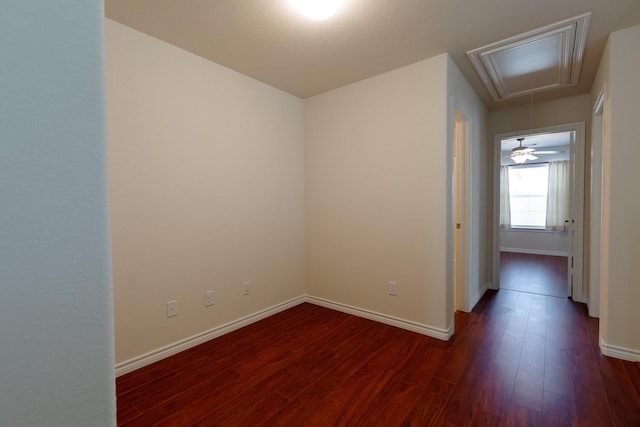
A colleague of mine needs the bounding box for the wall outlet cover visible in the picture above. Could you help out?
[205,290,214,307]
[388,281,398,296]
[167,300,178,317]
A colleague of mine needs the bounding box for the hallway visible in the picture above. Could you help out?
[443,289,630,425]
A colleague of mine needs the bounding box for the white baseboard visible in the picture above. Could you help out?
[469,283,489,311]
[305,295,453,341]
[587,299,600,318]
[572,294,588,304]
[600,337,640,362]
[501,247,568,257]
[116,294,455,377]
[115,295,306,377]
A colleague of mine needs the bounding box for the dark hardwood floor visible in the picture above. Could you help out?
[117,294,640,426]
[500,252,568,298]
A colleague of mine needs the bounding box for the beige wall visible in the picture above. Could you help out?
[594,24,640,358]
[305,53,488,336]
[106,22,490,367]
[106,20,305,364]
[489,94,591,136]
[305,55,448,333]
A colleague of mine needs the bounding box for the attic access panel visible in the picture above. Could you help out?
[467,13,590,101]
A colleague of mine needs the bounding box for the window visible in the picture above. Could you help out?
[508,163,549,228]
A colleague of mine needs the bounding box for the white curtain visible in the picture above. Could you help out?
[546,160,570,231]
[500,165,511,228]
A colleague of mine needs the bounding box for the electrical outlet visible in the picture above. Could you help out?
[243,281,251,296]
[167,300,178,317]
[388,281,398,296]
[205,290,214,307]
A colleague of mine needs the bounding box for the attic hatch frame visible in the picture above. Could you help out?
[467,12,591,102]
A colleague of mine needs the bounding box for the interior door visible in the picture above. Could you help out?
[567,130,577,298]
[566,126,586,302]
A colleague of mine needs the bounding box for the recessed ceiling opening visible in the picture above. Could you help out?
[467,13,591,101]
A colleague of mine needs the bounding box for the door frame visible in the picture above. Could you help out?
[491,122,586,302]
[589,85,607,317]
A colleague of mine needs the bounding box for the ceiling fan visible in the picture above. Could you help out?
[508,137,564,164]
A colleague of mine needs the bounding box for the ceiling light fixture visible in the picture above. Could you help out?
[291,0,341,21]
[511,138,538,164]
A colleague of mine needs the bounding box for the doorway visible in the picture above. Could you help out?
[492,123,586,301]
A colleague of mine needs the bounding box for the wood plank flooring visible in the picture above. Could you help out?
[117,294,640,426]
[500,252,568,298]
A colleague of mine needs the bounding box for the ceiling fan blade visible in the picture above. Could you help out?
[532,150,564,155]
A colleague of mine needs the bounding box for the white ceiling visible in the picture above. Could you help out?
[500,132,572,152]
[105,0,640,109]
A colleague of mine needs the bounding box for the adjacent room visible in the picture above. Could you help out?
[3,0,640,425]
[498,129,573,298]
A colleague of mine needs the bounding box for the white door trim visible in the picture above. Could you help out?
[593,84,610,321]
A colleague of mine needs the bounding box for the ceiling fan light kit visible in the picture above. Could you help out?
[511,153,538,164]
[511,137,538,164]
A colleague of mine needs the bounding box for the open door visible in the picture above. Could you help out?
[566,128,585,301]
[567,131,576,298]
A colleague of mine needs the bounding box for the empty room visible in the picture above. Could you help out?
[3,0,640,426]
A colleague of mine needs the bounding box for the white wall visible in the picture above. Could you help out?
[0,2,115,426]
[305,53,488,337]
[446,56,491,312]
[594,24,640,360]
[500,230,568,256]
[106,20,305,366]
